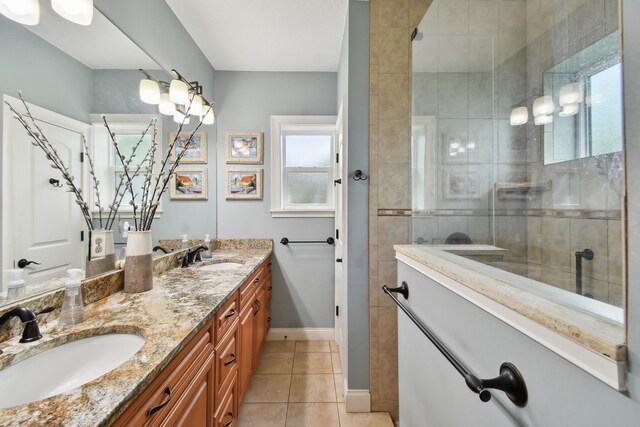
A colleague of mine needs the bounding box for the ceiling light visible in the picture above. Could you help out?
[169,79,189,106]
[51,0,93,26]
[0,0,40,25]
[533,96,555,117]
[158,93,176,116]
[174,111,190,125]
[534,114,553,126]
[139,79,160,105]
[559,83,582,106]
[510,107,529,126]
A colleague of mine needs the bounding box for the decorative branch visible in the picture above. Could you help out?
[81,134,103,229]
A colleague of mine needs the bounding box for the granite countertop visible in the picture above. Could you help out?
[395,245,626,362]
[0,246,271,426]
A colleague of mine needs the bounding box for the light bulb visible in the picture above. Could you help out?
[558,103,580,117]
[158,93,176,116]
[187,94,203,116]
[533,96,555,117]
[169,79,189,106]
[510,107,529,126]
[534,114,553,126]
[174,111,190,125]
[139,79,160,105]
[52,0,93,26]
[202,108,215,125]
[0,0,40,25]
[559,83,582,106]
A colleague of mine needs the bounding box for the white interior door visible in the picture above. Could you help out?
[334,103,346,351]
[3,99,86,287]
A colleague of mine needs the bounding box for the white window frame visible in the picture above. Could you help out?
[90,114,163,218]
[271,115,337,218]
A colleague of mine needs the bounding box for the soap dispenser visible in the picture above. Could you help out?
[59,268,86,326]
[6,269,26,301]
[202,234,212,259]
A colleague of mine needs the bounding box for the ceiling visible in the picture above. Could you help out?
[164,0,349,72]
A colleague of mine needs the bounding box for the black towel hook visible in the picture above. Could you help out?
[353,170,368,181]
[49,178,63,188]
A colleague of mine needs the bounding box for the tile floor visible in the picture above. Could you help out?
[237,340,394,427]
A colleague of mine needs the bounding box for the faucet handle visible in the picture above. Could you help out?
[19,320,42,343]
[36,306,55,316]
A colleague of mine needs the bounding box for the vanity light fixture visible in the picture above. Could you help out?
[138,68,215,126]
[559,83,582,106]
[533,96,555,117]
[534,114,553,125]
[0,0,40,25]
[510,107,529,126]
[51,0,93,26]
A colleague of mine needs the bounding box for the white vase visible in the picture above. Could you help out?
[124,230,153,293]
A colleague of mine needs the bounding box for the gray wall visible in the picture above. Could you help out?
[345,0,370,391]
[215,71,337,329]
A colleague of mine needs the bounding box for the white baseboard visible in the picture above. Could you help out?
[345,389,371,413]
[266,328,335,341]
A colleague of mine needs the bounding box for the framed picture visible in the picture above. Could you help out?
[226,132,263,164]
[443,168,481,199]
[170,167,208,200]
[226,169,263,200]
[169,131,207,163]
[443,134,480,164]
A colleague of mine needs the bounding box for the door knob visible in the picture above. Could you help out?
[336,258,343,263]
[333,179,342,185]
[17,259,41,269]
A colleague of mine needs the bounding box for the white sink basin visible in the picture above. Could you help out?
[0,333,144,408]
[199,262,243,272]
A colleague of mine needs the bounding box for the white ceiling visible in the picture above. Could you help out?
[165,0,349,72]
[25,3,159,69]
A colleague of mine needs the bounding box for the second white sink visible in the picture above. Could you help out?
[0,333,144,408]
[199,262,243,272]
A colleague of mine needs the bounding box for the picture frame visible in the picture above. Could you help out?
[226,132,263,164]
[443,134,480,164]
[443,168,481,199]
[169,131,207,163]
[226,169,263,200]
[170,167,208,200]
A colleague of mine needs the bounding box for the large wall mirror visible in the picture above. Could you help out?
[0,3,169,306]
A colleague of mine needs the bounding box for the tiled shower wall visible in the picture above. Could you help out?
[368,0,431,421]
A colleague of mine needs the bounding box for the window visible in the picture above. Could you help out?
[271,116,337,217]
[90,114,163,217]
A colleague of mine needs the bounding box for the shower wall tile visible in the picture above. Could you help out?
[377,217,410,261]
[379,119,411,163]
[379,74,410,119]
[437,74,469,118]
[468,74,494,118]
[607,220,623,288]
[378,164,411,208]
[469,0,499,34]
[412,73,438,116]
[468,35,495,73]
[527,216,543,264]
[438,0,469,35]
[604,0,619,35]
[499,0,528,31]
[438,36,469,72]
[379,28,410,73]
[540,217,571,272]
[379,0,410,28]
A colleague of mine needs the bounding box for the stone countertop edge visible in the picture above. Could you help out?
[0,246,272,427]
[394,245,626,362]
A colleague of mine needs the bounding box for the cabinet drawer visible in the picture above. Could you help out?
[215,373,238,427]
[215,326,239,402]
[215,294,239,341]
[114,325,214,427]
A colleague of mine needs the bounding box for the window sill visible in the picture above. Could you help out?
[271,210,335,218]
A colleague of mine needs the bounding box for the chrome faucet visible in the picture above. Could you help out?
[0,306,52,354]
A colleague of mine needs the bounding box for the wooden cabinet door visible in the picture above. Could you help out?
[162,353,214,427]
[238,302,254,403]
[252,287,266,366]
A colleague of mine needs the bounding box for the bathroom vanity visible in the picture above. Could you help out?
[0,241,272,426]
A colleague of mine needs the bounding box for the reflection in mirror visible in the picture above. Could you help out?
[411,0,625,320]
[543,32,622,165]
[0,3,165,307]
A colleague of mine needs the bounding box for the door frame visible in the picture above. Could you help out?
[335,98,348,381]
[2,95,91,287]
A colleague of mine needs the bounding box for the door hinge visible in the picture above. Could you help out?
[336,153,339,163]
[80,152,84,163]
[335,229,339,240]
[336,305,339,316]
[80,231,84,241]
